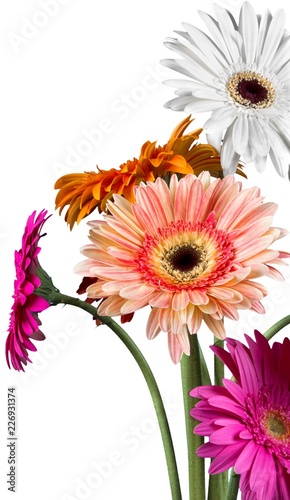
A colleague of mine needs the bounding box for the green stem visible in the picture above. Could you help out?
[214,338,225,387]
[180,333,205,500]
[198,342,211,387]
[264,314,290,341]
[208,338,228,500]
[49,291,183,500]
[226,468,240,500]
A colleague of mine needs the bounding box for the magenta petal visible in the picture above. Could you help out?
[208,395,245,418]
[6,209,50,371]
[190,385,228,399]
[30,296,50,312]
[209,442,246,474]
[211,343,241,382]
[222,378,247,405]
[194,421,219,435]
[196,441,224,458]
[250,447,275,492]
[210,424,246,445]
[234,439,258,474]
[235,346,259,394]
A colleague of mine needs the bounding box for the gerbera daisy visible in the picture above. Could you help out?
[6,210,50,371]
[75,173,289,363]
[162,2,290,177]
[55,116,244,229]
[191,331,290,499]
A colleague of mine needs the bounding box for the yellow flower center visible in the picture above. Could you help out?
[136,218,234,291]
[227,71,276,109]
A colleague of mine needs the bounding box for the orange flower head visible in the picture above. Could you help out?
[54,116,245,229]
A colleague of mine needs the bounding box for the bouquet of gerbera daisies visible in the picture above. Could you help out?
[5,3,290,499]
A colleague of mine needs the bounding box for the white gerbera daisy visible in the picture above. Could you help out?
[161,2,290,178]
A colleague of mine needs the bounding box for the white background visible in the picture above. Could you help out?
[1,0,290,499]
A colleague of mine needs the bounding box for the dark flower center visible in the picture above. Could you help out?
[227,71,276,109]
[237,79,268,105]
[169,245,201,272]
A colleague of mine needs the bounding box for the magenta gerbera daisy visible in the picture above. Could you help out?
[75,173,289,363]
[6,210,51,371]
[190,331,290,499]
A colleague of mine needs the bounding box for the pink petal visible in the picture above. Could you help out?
[172,290,189,310]
[250,447,275,492]
[146,308,161,339]
[235,439,259,474]
[168,330,183,364]
[210,424,246,445]
[209,442,246,474]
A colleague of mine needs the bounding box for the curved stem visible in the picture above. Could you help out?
[226,468,240,500]
[208,338,228,500]
[49,291,183,500]
[263,315,290,341]
[180,333,205,500]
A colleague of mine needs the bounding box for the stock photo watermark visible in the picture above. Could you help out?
[7,0,73,53]
[7,387,18,493]
[19,320,83,384]
[51,63,168,176]
[60,399,179,500]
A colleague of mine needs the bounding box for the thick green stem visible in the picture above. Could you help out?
[264,315,290,340]
[198,342,211,387]
[48,291,183,500]
[226,468,240,500]
[214,338,225,387]
[180,333,205,500]
[208,338,228,500]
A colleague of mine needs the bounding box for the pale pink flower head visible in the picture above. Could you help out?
[191,331,290,499]
[6,210,50,371]
[76,173,289,363]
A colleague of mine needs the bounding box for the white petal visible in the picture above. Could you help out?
[276,60,290,82]
[182,22,227,72]
[191,88,225,100]
[248,117,270,157]
[213,4,241,62]
[271,37,290,73]
[206,131,223,152]
[163,41,217,85]
[164,95,196,111]
[254,155,267,173]
[256,9,272,62]
[232,114,249,155]
[198,10,232,63]
[164,79,215,91]
[204,106,236,133]
[239,1,258,65]
[161,58,198,80]
[268,129,289,177]
[184,99,224,113]
[221,121,241,174]
[269,150,288,178]
[258,10,285,68]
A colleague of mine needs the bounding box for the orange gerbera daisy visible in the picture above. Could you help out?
[55,116,245,229]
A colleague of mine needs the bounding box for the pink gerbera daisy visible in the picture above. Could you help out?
[190,331,290,499]
[6,210,50,371]
[75,173,289,363]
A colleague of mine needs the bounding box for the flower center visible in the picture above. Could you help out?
[167,244,202,272]
[244,390,290,460]
[136,218,234,292]
[227,71,276,109]
[263,410,290,442]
